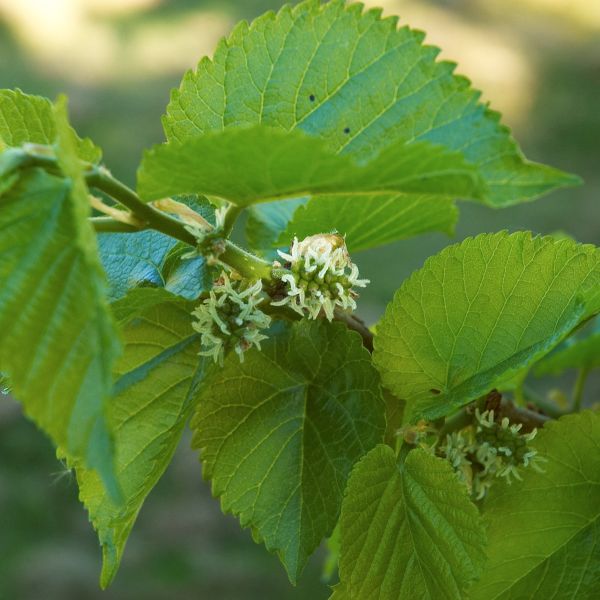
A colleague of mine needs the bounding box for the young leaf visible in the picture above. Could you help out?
[98,230,208,301]
[534,318,600,376]
[278,194,458,252]
[191,320,385,583]
[0,88,101,162]
[0,102,121,496]
[334,445,486,599]
[74,299,204,588]
[164,0,576,206]
[374,232,600,421]
[138,126,482,205]
[471,411,600,599]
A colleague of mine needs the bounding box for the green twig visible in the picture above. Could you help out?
[85,169,274,282]
[219,241,273,281]
[85,168,199,246]
[3,145,198,245]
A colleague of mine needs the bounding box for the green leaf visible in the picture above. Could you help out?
[98,230,208,302]
[82,196,211,585]
[164,0,576,206]
[334,445,486,599]
[279,193,458,252]
[471,411,600,600]
[191,320,385,583]
[535,318,600,376]
[138,126,483,206]
[97,195,213,301]
[0,88,101,162]
[0,102,121,496]
[74,299,204,588]
[109,287,187,324]
[374,232,600,421]
[160,241,211,299]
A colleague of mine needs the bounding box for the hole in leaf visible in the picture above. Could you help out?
[343,127,351,134]
[429,388,441,395]
[309,94,315,102]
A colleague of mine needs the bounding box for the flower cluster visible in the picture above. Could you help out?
[191,271,271,364]
[439,409,544,500]
[272,234,369,320]
[441,431,473,486]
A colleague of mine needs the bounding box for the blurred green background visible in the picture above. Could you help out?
[0,0,598,597]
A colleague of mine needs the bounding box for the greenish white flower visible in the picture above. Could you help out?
[471,470,494,500]
[272,234,369,321]
[191,271,271,364]
[440,431,470,471]
[439,431,473,488]
[473,408,545,490]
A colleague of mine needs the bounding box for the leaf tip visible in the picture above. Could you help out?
[99,541,120,589]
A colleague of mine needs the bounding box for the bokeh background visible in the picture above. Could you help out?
[0,0,598,598]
